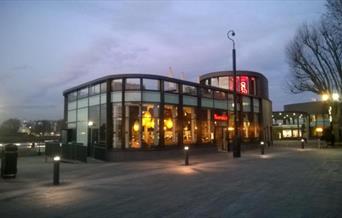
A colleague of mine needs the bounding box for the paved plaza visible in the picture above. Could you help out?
[1,145,342,218]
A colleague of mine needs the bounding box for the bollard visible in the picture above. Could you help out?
[260,141,265,155]
[301,138,305,149]
[53,156,60,185]
[184,146,189,166]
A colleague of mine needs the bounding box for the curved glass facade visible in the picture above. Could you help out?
[64,72,272,158]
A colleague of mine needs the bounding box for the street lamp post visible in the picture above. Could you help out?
[227,30,241,158]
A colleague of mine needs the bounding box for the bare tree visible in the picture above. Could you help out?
[286,0,342,95]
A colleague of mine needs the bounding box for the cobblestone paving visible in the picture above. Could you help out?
[1,146,342,218]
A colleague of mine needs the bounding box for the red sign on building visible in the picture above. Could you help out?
[240,76,249,94]
[213,113,229,121]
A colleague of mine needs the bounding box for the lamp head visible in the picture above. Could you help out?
[53,156,61,162]
[184,146,189,151]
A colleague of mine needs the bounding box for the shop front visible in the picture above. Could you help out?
[63,72,272,160]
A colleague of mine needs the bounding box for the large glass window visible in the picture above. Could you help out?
[126,78,141,90]
[143,79,160,90]
[76,108,88,146]
[183,107,197,144]
[213,91,226,100]
[68,92,77,102]
[228,94,234,111]
[142,104,159,147]
[164,81,178,93]
[99,104,107,144]
[242,113,252,139]
[89,105,100,144]
[201,88,212,98]
[253,98,260,113]
[125,103,141,148]
[199,109,211,143]
[242,97,251,112]
[78,88,88,98]
[113,103,122,149]
[218,77,229,89]
[182,85,197,96]
[164,105,178,145]
[67,110,76,122]
[254,113,260,139]
[100,82,107,93]
[211,78,219,87]
[112,79,123,91]
[89,84,100,96]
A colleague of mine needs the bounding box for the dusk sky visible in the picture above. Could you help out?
[0,1,325,123]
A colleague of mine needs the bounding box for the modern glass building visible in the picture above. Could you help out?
[272,111,309,140]
[63,71,272,160]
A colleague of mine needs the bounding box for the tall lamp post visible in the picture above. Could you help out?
[227,30,241,158]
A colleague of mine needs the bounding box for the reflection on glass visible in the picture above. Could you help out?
[182,85,197,96]
[89,84,100,96]
[113,103,122,149]
[164,81,178,93]
[100,82,107,93]
[126,78,141,90]
[242,97,251,112]
[68,92,77,102]
[99,104,107,143]
[143,79,160,90]
[78,88,88,98]
[89,105,100,144]
[142,104,159,147]
[164,105,178,145]
[183,107,197,144]
[112,79,123,91]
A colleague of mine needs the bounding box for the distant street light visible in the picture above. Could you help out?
[301,138,305,149]
[227,30,241,158]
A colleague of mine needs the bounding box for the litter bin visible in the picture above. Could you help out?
[1,144,18,178]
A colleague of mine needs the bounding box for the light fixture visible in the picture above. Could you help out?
[321,94,329,101]
[165,118,173,129]
[332,93,339,101]
[53,156,61,161]
[88,121,94,127]
[315,127,323,133]
[133,121,140,132]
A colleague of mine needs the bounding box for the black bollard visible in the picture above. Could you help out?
[260,141,265,155]
[301,138,305,149]
[184,146,189,165]
[53,156,60,185]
